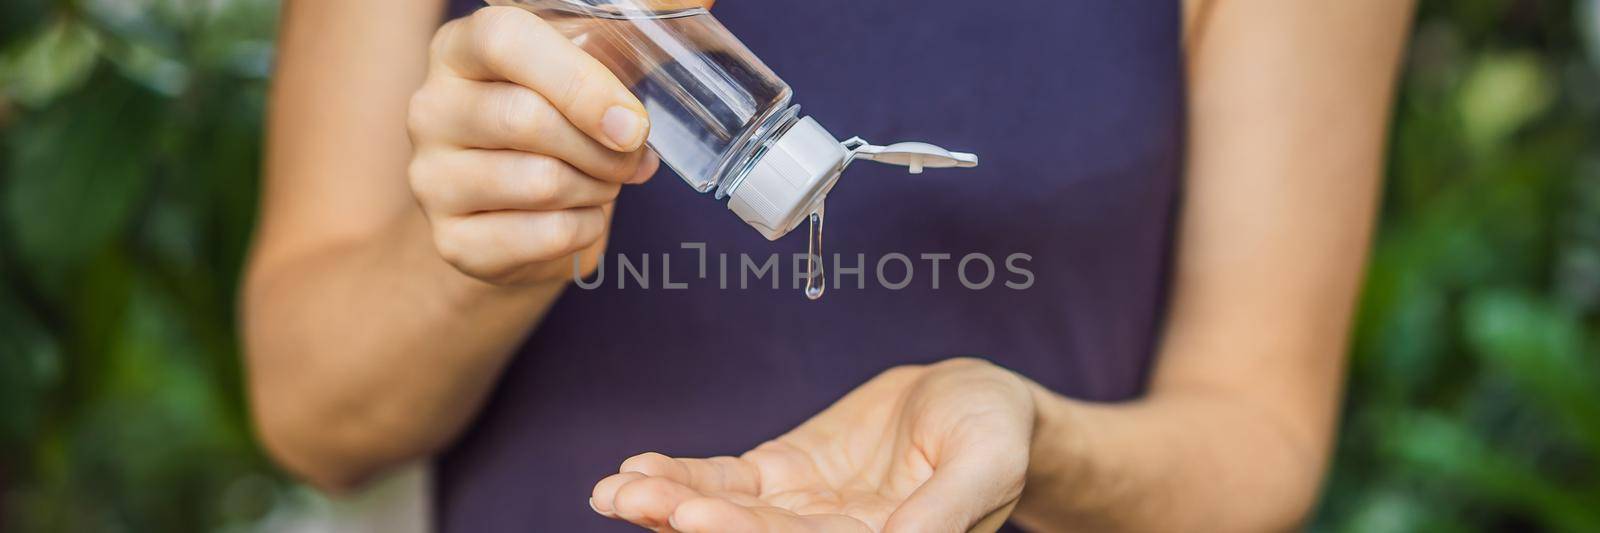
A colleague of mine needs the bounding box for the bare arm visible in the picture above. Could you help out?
[1014,0,1414,530]
[245,0,541,491]
[244,1,651,491]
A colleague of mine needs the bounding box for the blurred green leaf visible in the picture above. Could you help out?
[0,18,101,108]
[1458,51,1553,152]
[1464,291,1600,455]
[103,39,189,97]
[1387,413,1600,531]
[3,70,162,297]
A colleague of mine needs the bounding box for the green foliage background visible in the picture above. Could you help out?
[0,0,1597,531]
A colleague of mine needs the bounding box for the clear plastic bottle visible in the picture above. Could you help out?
[487,0,977,245]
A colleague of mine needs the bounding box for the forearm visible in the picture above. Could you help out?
[1014,384,1329,532]
[242,210,561,491]
[1009,0,1415,528]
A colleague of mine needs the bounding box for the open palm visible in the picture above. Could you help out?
[590,358,1036,533]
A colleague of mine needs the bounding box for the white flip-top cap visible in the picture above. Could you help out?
[727,116,846,241]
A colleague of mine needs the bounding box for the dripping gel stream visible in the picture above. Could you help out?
[804,205,825,300]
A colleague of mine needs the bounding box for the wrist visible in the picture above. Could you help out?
[1024,383,1091,495]
[1015,381,1113,530]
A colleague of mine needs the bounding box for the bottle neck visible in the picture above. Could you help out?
[714,103,803,200]
[723,116,850,240]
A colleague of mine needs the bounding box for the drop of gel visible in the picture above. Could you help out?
[804,205,826,300]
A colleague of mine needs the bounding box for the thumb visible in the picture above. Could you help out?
[882,448,1028,533]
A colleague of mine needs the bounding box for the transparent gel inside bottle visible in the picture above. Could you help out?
[489,0,794,196]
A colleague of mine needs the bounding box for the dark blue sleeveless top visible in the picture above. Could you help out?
[437,1,1185,531]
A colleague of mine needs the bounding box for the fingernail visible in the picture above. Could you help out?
[601,106,645,150]
[668,513,682,531]
[589,497,610,517]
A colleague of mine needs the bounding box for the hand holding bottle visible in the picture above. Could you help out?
[407,6,659,285]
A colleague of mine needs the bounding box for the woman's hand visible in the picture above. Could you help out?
[589,358,1037,533]
[407,6,658,285]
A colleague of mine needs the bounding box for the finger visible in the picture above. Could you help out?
[739,442,834,495]
[591,471,645,518]
[669,497,872,533]
[611,476,706,529]
[619,452,763,496]
[438,6,649,151]
[419,79,653,183]
[412,149,625,215]
[668,498,764,533]
[434,207,607,281]
[881,451,1027,533]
